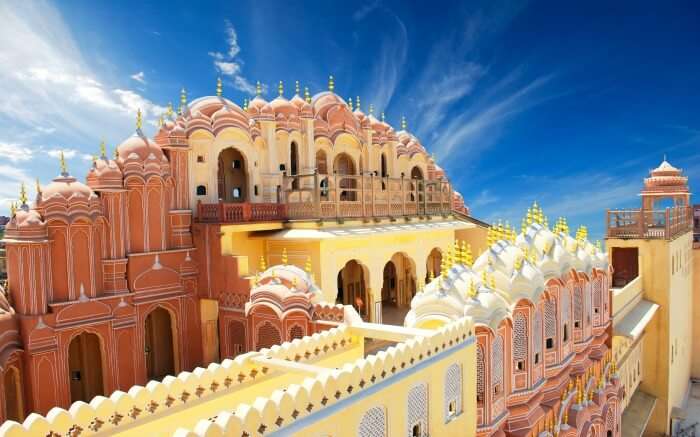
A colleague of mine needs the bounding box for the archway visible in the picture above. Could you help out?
[410,166,424,203]
[381,253,417,325]
[3,366,23,422]
[145,307,176,381]
[290,142,299,190]
[334,153,357,201]
[337,260,369,319]
[68,332,104,403]
[425,248,442,284]
[217,147,247,202]
[228,319,246,358]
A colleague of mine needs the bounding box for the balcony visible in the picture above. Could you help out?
[196,173,456,224]
[606,206,691,240]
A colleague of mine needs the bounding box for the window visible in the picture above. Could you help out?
[563,325,568,342]
[546,338,554,349]
[444,364,462,421]
[476,345,485,404]
[232,187,241,199]
[254,185,259,196]
[491,335,504,396]
[196,185,207,196]
[545,299,556,348]
[534,353,540,364]
[233,159,242,169]
[513,313,528,372]
[358,406,386,437]
[197,155,205,163]
[407,383,428,436]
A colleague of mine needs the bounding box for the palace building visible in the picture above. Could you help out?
[0,76,695,437]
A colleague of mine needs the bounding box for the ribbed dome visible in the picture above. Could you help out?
[188,95,237,118]
[116,131,165,163]
[41,174,95,201]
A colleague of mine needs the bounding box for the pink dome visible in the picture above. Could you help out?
[247,96,273,119]
[290,94,313,118]
[117,132,166,163]
[87,157,123,190]
[4,206,45,239]
[311,91,345,114]
[41,175,95,201]
[188,96,237,118]
[269,96,297,116]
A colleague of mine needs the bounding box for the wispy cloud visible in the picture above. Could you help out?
[209,20,257,95]
[0,164,33,210]
[470,189,499,209]
[130,71,146,84]
[353,0,381,21]
[0,142,34,162]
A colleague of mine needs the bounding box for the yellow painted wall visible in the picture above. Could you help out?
[692,247,700,378]
[607,232,693,435]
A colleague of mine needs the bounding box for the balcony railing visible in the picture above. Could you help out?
[196,172,456,224]
[606,206,691,240]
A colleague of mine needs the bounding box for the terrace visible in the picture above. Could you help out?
[606,206,692,240]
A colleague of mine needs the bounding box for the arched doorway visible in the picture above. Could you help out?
[145,307,176,381]
[228,320,246,358]
[410,166,424,203]
[380,153,388,190]
[290,142,299,190]
[337,260,369,319]
[68,332,104,403]
[217,147,247,202]
[334,153,357,201]
[381,253,416,325]
[3,366,23,422]
[425,248,442,284]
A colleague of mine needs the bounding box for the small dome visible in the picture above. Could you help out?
[290,94,313,118]
[116,131,166,163]
[41,174,95,201]
[246,264,323,317]
[4,206,45,239]
[188,95,237,118]
[269,96,297,115]
[247,96,273,119]
[311,91,345,114]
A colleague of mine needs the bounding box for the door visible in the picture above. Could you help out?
[68,332,104,403]
[145,307,175,381]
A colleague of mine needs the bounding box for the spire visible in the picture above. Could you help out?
[59,151,68,176]
[256,81,262,97]
[136,108,143,131]
[9,202,15,217]
[295,80,300,95]
[347,97,353,110]
[328,75,335,92]
[281,248,288,265]
[19,182,27,207]
[304,86,311,103]
[401,115,407,130]
[179,88,187,114]
[99,140,107,159]
[35,178,41,196]
[243,98,248,111]
[158,115,164,127]
[259,255,267,272]
[356,96,361,111]
[278,80,284,97]
[304,256,312,274]
[216,77,223,97]
[166,102,174,118]
[381,112,385,122]
[369,104,374,115]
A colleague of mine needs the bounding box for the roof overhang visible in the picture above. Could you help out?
[614,299,659,340]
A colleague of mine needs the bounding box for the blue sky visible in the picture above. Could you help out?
[0,1,699,241]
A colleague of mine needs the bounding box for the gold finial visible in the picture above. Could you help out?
[179,87,187,114]
[469,279,477,298]
[596,240,601,250]
[428,269,435,283]
[35,178,41,196]
[369,104,374,115]
[59,151,67,175]
[113,147,118,159]
[278,80,284,97]
[255,81,262,97]
[91,154,97,165]
[281,248,288,265]
[328,75,334,92]
[19,182,27,206]
[490,273,496,289]
[158,115,164,127]
[515,254,523,270]
[136,108,143,130]
[291,276,298,290]
[356,96,360,111]
[216,77,223,97]
[295,80,300,95]
[381,112,385,122]
[9,202,16,216]
[465,243,473,266]
[304,86,311,103]
[259,255,267,272]
[166,102,174,118]
[99,140,107,158]
[243,98,248,111]
[481,270,488,286]
[304,256,312,274]
[401,115,407,130]
[440,254,448,279]
[347,97,353,110]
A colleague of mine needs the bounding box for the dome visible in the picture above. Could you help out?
[4,206,46,239]
[87,157,123,190]
[311,91,345,114]
[188,95,237,118]
[651,159,682,176]
[247,96,273,119]
[269,96,297,115]
[116,131,166,163]
[246,263,323,318]
[290,94,313,118]
[41,174,95,201]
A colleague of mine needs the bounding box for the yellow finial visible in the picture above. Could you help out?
[179,88,187,114]
[216,77,223,97]
[9,202,16,216]
[158,115,164,127]
[453,241,460,263]
[281,248,288,265]
[515,254,523,270]
[278,80,284,97]
[465,244,473,266]
[381,112,385,122]
[99,140,107,158]
[428,269,435,283]
[136,108,143,130]
[19,182,27,206]
[596,240,601,250]
[35,178,41,196]
[243,98,248,111]
[369,104,374,115]
[291,276,298,290]
[259,255,267,272]
[59,151,67,175]
[356,96,360,111]
[469,279,477,298]
[440,254,448,279]
[347,97,353,110]
[256,81,262,97]
[543,215,549,229]
[166,102,174,118]
[401,115,407,130]
[490,273,496,289]
[295,80,300,95]
[304,86,311,103]
[481,270,488,286]
[328,75,335,92]
[304,256,312,274]
[446,247,453,267]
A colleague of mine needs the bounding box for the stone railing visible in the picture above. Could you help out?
[607,206,691,240]
[196,202,286,223]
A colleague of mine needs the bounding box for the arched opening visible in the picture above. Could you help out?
[3,367,23,422]
[256,321,281,350]
[410,166,424,203]
[381,253,416,325]
[145,307,176,381]
[217,147,247,202]
[380,153,388,190]
[68,332,104,403]
[336,260,369,319]
[334,153,357,201]
[316,150,328,174]
[228,319,246,358]
[425,248,442,284]
[290,141,299,190]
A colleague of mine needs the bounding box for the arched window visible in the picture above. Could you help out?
[256,321,281,350]
[381,153,387,178]
[545,300,556,349]
[476,344,485,404]
[290,142,299,189]
[359,406,386,437]
[574,285,583,330]
[593,278,602,320]
[196,185,207,196]
[407,383,428,436]
[513,313,528,371]
[561,289,570,342]
[533,309,542,365]
[492,335,504,395]
[288,324,304,341]
[316,150,328,174]
[444,363,462,421]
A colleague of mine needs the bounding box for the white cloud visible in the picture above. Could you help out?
[0,142,34,162]
[353,0,381,21]
[47,148,77,159]
[0,164,33,209]
[130,71,146,84]
[209,20,257,95]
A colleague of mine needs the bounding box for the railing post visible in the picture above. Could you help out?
[387,176,392,218]
[401,174,406,217]
[415,180,420,216]
[361,172,366,218]
[422,181,428,216]
[665,207,671,239]
[371,174,376,218]
[334,172,339,219]
[638,209,645,238]
[314,170,320,219]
